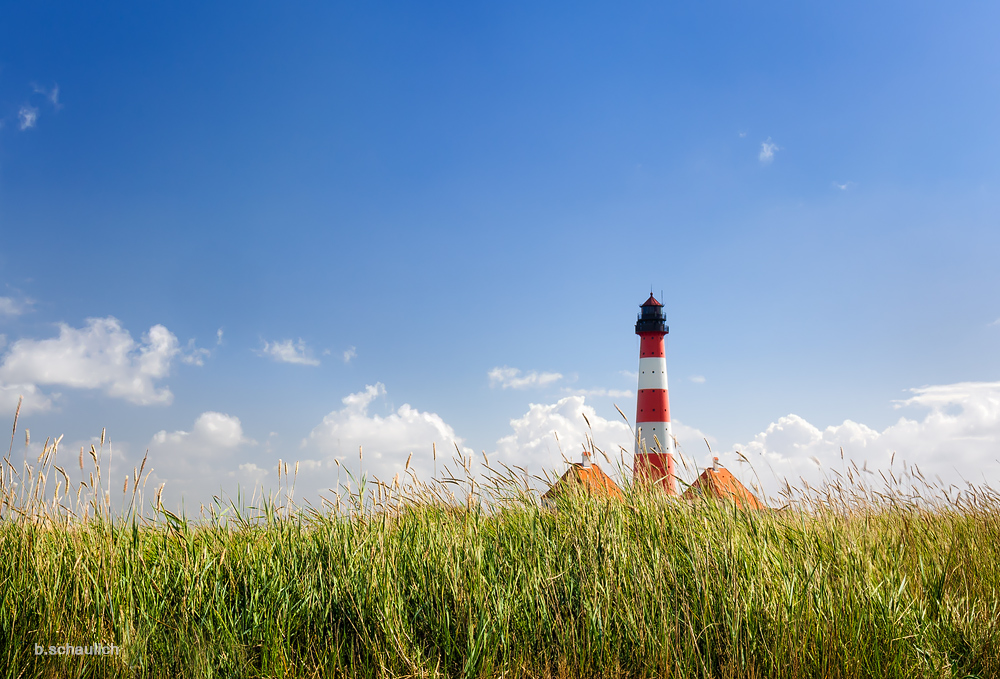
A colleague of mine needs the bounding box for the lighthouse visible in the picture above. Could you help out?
[634,294,677,493]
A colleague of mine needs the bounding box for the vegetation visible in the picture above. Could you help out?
[2,410,999,677]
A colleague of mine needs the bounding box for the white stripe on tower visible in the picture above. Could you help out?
[637,357,667,389]
[633,293,676,494]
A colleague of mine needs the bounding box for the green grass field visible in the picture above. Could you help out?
[2,425,999,678]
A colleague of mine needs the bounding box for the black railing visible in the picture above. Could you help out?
[635,316,668,334]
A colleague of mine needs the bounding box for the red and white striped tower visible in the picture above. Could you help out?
[633,294,677,494]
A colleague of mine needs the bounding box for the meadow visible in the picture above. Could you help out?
[2,415,999,678]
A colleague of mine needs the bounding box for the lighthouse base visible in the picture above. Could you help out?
[634,453,677,494]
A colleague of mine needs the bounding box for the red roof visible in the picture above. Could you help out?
[542,463,623,501]
[681,467,765,509]
[640,294,662,307]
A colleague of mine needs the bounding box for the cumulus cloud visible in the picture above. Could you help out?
[494,396,632,475]
[144,385,474,511]
[18,106,38,130]
[488,366,562,389]
[759,137,778,164]
[342,346,357,364]
[722,381,1000,501]
[152,411,245,451]
[257,339,320,366]
[0,317,206,408]
[143,412,257,511]
[300,383,469,493]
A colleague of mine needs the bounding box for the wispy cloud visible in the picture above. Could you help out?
[689,375,706,384]
[343,346,357,364]
[488,366,562,390]
[256,339,320,366]
[18,106,38,131]
[180,339,212,366]
[32,83,61,110]
[0,296,33,316]
[759,137,778,164]
[832,181,856,191]
[564,387,632,399]
[216,328,224,345]
[989,318,1000,327]
[738,131,747,138]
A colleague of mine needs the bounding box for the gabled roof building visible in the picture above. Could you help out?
[542,451,623,509]
[681,457,765,509]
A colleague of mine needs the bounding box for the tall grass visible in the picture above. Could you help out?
[2,408,999,677]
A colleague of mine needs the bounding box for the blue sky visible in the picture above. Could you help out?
[2,1,999,508]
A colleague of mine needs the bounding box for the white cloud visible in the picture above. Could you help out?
[759,137,778,164]
[725,381,1000,502]
[494,396,633,477]
[300,383,472,497]
[832,181,856,191]
[0,383,52,416]
[989,318,1000,327]
[144,412,256,510]
[257,338,320,366]
[180,339,211,366]
[18,106,38,130]
[216,328,224,345]
[738,131,747,138]
[0,296,32,316]
[152,411,246,451]
[0,317,198,406]
[343,346,357,364]
[689,375,706,384]
[488,366,562,389]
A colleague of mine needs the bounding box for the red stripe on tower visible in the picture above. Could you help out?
[633,293,677,494]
